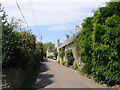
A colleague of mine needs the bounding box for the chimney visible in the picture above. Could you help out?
[57,39,60,44]
[66,35,69,39]
[57,39,60,47]
[76,25,80,32]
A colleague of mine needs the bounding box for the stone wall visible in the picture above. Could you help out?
[2,66,33,89]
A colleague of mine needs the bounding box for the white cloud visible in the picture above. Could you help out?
[1,0,111,30]
[27,2,94,26]
[48,26,68,31]
[1,0,111,44]
[48,24,75,31]
[1,0,110,3]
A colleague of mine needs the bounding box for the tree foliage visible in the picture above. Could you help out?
[1,5,44,69]
[53,48,58,59]
[43,42,55,49]
[76,1,120,86]
[43,42,55,57]
[34,42,44,68]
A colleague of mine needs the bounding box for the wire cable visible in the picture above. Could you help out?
[14,0,29,28]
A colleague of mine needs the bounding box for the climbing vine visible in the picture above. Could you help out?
[75,1,120,86]
[65,50,74,66]
[59,48,65,58]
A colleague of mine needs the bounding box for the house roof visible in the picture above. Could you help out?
[58,31,80,49]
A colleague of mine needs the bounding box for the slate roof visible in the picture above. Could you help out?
[58,31,80,49]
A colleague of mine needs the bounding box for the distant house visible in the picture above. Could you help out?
[46,49,54,58]
[57,25,82,67]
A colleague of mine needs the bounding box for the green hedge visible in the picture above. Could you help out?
[1,6,43,69]
[48,55,54,59]
[76,1,120,86]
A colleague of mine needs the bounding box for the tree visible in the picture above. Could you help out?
[43,42,55,49]
[43,42,55,57]
[0,5,42,69]
[1,5,21,68]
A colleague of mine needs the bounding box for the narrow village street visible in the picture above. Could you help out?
[33,59,107,89]
[1,0,120,89]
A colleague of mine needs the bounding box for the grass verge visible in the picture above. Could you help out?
[57,60,60,64]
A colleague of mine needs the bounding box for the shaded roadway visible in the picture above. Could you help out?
[33,59,107,89]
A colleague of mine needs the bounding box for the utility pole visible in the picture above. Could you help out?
[40,35,42,42]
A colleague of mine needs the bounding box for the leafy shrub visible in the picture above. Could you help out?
[34,42,44,69]
[76,1,120,86]
[53,48,58,59]
[59,48,65,58]
[65,50,74,66]
[1,6,43,69]
[57,60,60,64]
[62,61,66,65]
[2,18,21,68]
[48,55,54,59]
[62,61,68,66]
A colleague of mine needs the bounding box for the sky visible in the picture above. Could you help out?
[1,0,110,46]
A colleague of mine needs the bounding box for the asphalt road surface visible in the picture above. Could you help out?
[33,59,107,89]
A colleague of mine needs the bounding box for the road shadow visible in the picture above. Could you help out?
[43,59,48,62]
[33,60,54,89]
[39,63,49,73]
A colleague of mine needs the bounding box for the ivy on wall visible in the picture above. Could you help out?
[65,50,74,66]
[75,1,120,86]
[59,48,65,58]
